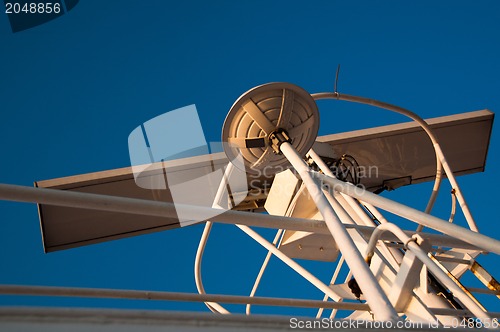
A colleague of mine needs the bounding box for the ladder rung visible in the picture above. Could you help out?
[434,255,471,265]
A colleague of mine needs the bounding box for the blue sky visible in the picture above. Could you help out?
[0,0,499,317]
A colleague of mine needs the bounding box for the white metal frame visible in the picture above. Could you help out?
[190,90,496,322]
[311,92,477,232]
[279,142,399,321]
[0,90,499,323]
[364,223,489,319]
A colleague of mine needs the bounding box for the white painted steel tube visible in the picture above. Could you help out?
[306,151,357,227]
[316,255,346,319]
[0,183,345,310]
[0,183,327,232]
[308,149,384,227]
[0,182,343,309]
[193,162,234,314]
[308,149,403,268]
[364,223,490,320]
[279,142,399,321]
[0,183,483,251]
[235,224,343,302]
[196,160,336,314]
[432,142,477,231]
[246,229,283,315]
[362,201,390,224]
[312,92,476,232]
[0,285,369,311]
[211,162,234,210]
[194,221,230,314]
[316,173,500,255]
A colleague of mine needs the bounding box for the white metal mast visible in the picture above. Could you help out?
[0,81,499,329]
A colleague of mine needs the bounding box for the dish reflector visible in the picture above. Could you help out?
[222,83,319,175]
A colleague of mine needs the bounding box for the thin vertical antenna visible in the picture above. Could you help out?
[334,64,341,94]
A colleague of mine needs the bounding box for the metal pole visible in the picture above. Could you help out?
[0,183,482,250]
[0,183,327,232]
[0,183,346,311]
[308,148,403,268]
[316,255,346,319]
[235,223,343,302]
[196,161,343,313]
[363,223,490,320]
[308,149,373,226]
[194,221,230,314]
[209,161,344,307]
[246,228,283,315]
[279,142,399,321]
[0,285,368,311]
[316,173,500,255]
[311,92,476,232]
[193,162,236,314]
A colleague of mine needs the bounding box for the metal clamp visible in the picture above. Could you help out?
[269,129,291,154]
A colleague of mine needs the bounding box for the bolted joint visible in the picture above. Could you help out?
[268,129,292,154]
